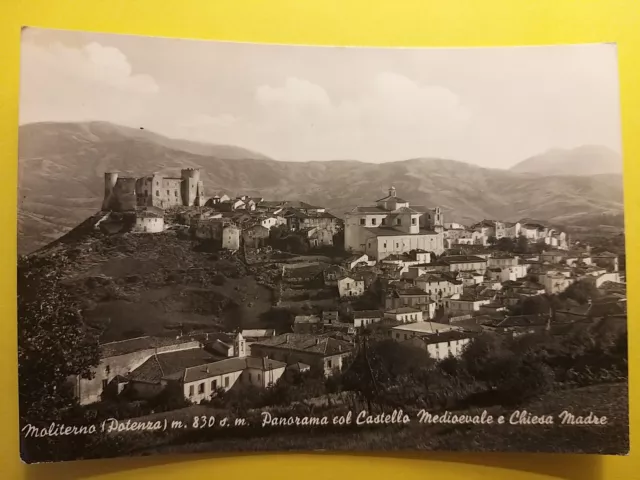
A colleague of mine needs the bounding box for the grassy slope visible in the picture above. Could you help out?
[39,231,275,342]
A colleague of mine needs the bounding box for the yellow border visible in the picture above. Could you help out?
[1,1,637,478]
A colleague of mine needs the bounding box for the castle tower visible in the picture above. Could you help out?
[102,172,119,210]
[389,186,397,198]
[181,168,201,206]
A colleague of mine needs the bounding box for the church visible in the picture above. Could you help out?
[344,187,445,259]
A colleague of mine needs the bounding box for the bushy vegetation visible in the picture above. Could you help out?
[337,325,627,414]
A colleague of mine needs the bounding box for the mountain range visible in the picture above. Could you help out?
[18,121,625,254]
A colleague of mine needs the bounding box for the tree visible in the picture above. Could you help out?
[487,235,497,246]
[18,257,100,420]
[560,280,600,305]
[18,254,101,462]
[496,237,516,252]
[516,235,529,253]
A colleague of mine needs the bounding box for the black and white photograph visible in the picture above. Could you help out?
[18,28,628,463]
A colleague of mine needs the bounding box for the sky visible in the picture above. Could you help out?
[19,28,622,168]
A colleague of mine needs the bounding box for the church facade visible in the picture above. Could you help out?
[344,187,445,259]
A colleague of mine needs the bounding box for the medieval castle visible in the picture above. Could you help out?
[102,168,205,211]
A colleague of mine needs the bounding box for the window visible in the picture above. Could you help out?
[102,379,108,390]
[258,374,261,382]
[382,218,387,225]
[383,242,387,248]
[224,376,229,387]
[156,190,159,196]
[346,282,351,289]
[156,181,159,186]
[211,379,217,390]
[396,243,399,248]
[360,218,366,225]
[327,360,332,369]
[175,190,178,197]
[412,218,417,225]
[404,334,408,340]
[371,218,377,225]
[189,385,194,397]
[105,365,110,376]
[144,190,148,196]
[198,383,205,394]
[166,190,170,196]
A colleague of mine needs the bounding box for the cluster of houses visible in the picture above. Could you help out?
[74,329,354,406]
[100,168,343,251]
[189,198,342,250]
[444,220,568,250]
[84,183,625,410]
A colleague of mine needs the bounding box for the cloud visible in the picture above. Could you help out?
[246,73,471,161]
[256,77,331,110]
[22,41,159,95]
[19,41,160,125]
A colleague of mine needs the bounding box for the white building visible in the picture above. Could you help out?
[403,331,473,360]
[390,321,460,342]
[222,225,240,250]
[352,310,384,328]
[182,356,287,403]
[443,293,492,314]
[414,274,464,304]
[344,187,445,259]
[541,273,575,294]
[337,276,365,297]
[384,306,422,323]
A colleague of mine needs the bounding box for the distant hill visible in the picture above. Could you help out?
[18,122,625,254]
[510,145,623,176]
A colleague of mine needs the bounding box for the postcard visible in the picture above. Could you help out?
[17,28,628,462]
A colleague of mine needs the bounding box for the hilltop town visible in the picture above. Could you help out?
[19,168,628,459]
[52,169,624,405]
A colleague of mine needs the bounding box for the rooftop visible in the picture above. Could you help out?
[353,310,383,319]
[100,336,196,359]
[294,315,322,324]
[252,334,353,356]
[440,255,488,264]
[365,227,439,237]
[412,330,475,345]
[352,206,389,214]
[376,194,409,203]
[391,322,459,333]
[385,306,422,314]
[286,361,311,372]
[183,357,287,384]
[128,347,222,383]
[241,329,276,338]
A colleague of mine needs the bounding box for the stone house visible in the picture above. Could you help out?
[352,310,383,328]
[222,225,240,250]
[250,333,353,377]
[402,331,473,360]
[337,275,365,298]
[73,336,200,405]
[384,306,422,323]
[177,356,287,403]
[293,315,323,334]
[243,224,270,248]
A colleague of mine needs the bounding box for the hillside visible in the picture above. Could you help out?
[510,145,623,176]
[20,228,280,343]
[18,122,625,254]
